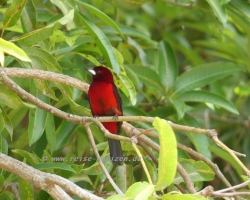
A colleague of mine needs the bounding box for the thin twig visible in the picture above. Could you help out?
[134,128,156,138]
[207,129,250,176]
[213,192,250,197]
[85,124,124,195]
[213,179,250,194]
[137,128,158,138]
[177,163,197,194]
[3,182,20,200]
[131,137,153,185]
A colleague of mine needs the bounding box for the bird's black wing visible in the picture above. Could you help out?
[112,84,123,135]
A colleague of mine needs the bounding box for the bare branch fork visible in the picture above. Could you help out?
[0,67,249,198]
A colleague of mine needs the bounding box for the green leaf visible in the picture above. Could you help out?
[0,106,13,140]
[149,105,176,118]
[3,0,27,29]
[101,25,152,41]
[153,117,177,190]
[116,73,137,105]
[34,79,58,101]
[50,0,75,22]
[181,115,211,160]
[45,113,56,153]
[54,83,91,116]
[28,83,48,146]
[179,90,239,114]
[230,0,250,19]
[78,13,120,74]
[18,178,34,200]
[0,38,31,62]
[158,41,178,89]
[76,53,102,66]
[50,29,67,43]
[77,1,124,38]
[82,156,113,175]
[1,192,13,200]
[173,159,215,184]
[128,37,147,65]
[206,0,227,24]
[0,174,4,187]
[51,30,80,46]
[21,0,37,33]
[127,65,163,92]
[0,83,24,109]
[36,190,50,200]
[116,164,134,193]
[0,113,4,132]
[124,65,140,89]
[144,159,158,184]
[0,51,4,66]
[193,40,243,62]
[241,175,250,189]
[67,95,91,116]
[170,98,186,120]
[163,194,207,200]
[0,135,8,155]
[34,162,76,173]
[221,0,231,4]
[55,120,77,151]
[172,62,243,96]
[12,149,41,165]
[228,7,250,36]
[12,10,74,45]
[126,182,154,200]
[23,46,61,72]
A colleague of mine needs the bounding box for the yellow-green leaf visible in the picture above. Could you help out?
[153,117,177,190]
[0,38,31,62]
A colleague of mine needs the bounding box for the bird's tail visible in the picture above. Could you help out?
[108,138,123,165]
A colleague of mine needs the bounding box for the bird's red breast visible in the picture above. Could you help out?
[88,81,122,134]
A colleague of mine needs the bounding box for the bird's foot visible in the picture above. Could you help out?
[113,114,118,121]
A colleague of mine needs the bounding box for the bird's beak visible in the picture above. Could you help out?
[86,68,96,75]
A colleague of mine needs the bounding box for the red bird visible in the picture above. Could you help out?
[87,66,123,164]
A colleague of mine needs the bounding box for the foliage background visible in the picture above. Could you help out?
[0,0,249,199]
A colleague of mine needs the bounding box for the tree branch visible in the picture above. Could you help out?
[4,67,89,93]
[0,153,103,200]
